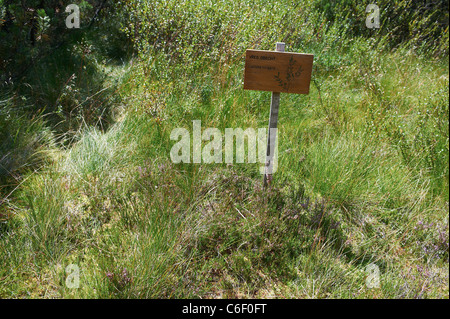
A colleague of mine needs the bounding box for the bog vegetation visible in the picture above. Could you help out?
[0,0,448,298]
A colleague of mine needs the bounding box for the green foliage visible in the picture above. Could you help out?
[0,96,54,192]
[1,0,448,299]
[0,1,131,138]
[309,0,449,57]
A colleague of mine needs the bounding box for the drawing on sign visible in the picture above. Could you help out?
[274,56,304,92]
[244,49,313,94]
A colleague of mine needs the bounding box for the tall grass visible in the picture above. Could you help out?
[1,0,448,299]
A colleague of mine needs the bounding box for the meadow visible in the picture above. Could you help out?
[0,0,448,298]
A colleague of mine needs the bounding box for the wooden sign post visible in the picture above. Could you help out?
[243,42,314,186]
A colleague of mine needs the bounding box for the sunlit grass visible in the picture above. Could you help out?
[1,0,448,299]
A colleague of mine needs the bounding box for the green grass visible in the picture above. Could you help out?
[0,0,448,299]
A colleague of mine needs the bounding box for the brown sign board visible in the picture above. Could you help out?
[244,49,314,94]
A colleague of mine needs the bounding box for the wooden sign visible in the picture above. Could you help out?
[244,49,314,94]
[242,43,314,187]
